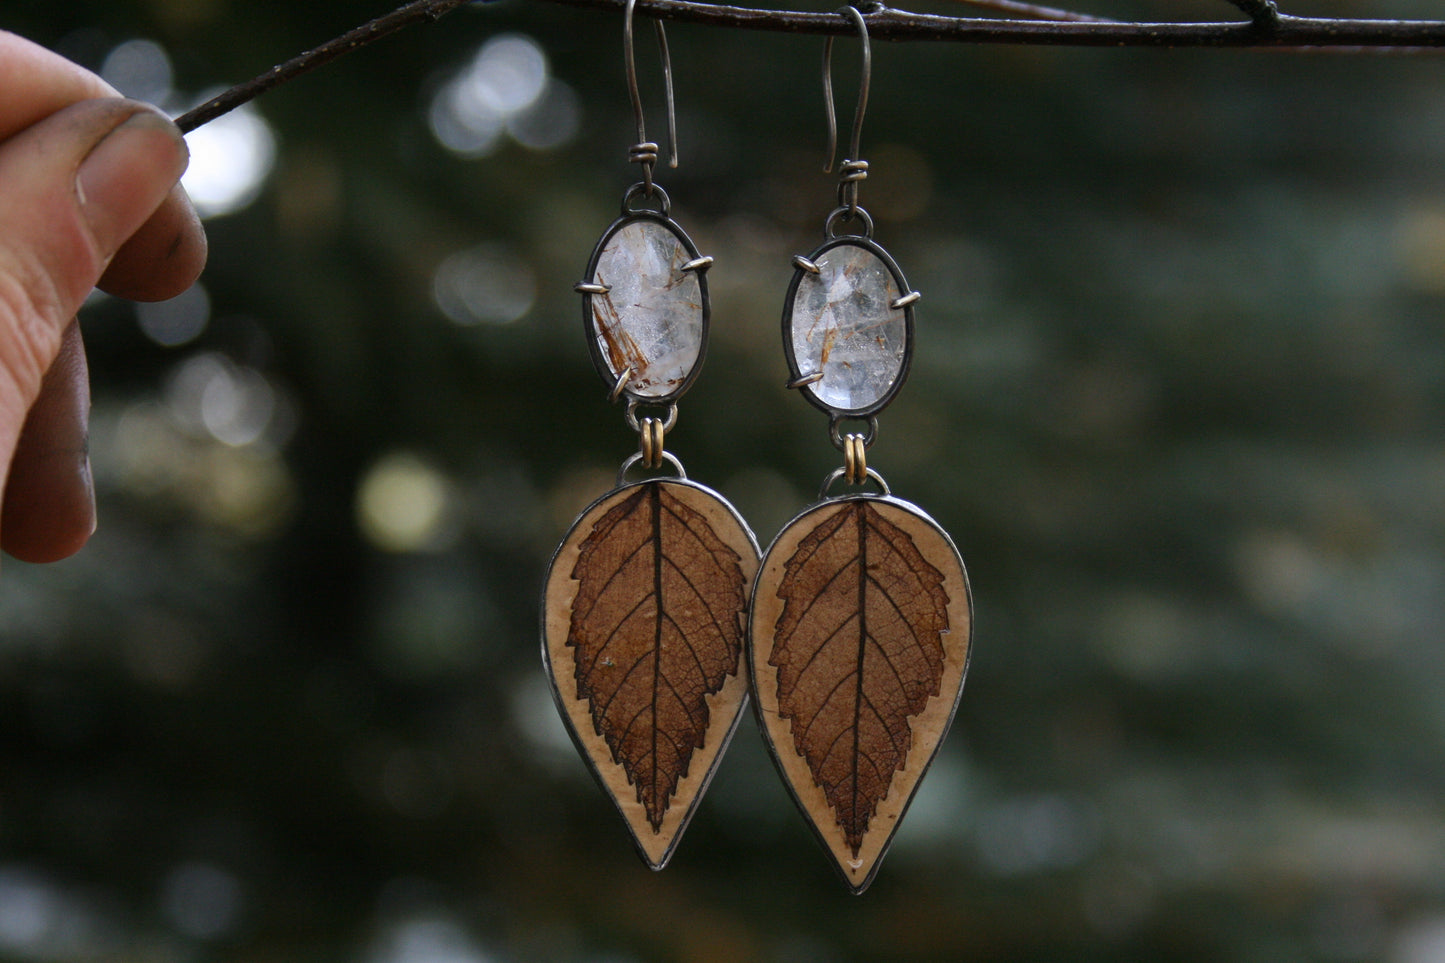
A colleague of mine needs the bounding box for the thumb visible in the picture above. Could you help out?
[0,99,188,414]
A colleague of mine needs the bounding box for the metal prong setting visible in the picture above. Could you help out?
[792,255,821,275]
[787,371,825,389]
[609,367,633,403]
[681,256,713,273]
[890,290,921,310]
[576,282,611,295]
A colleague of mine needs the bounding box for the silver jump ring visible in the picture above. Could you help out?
[618,449,686,487]
[829,414,878,450]
[622,181,672,216]
[819,466,890,500]
[625,398,678,433]
[824,204,874,239]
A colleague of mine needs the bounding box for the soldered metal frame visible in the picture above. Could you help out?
[542,472,760,871]
[781,228,918,420]
[577,182,713,407]
[747,488,974,893]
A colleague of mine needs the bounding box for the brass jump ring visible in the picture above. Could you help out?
[843,432,867,484]
[640,416,667,469]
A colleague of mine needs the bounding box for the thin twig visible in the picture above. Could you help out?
[1223,0,1281,29]
[948,0,1116,24]
[173,0,1445,134]
[173,0,474,133]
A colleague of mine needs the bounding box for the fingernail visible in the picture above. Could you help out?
[77,109,189,260]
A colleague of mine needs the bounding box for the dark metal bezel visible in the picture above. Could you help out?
[746,490,973,894]
[780,233,916,420]
[541,475,761,871]
[579,208,710,406]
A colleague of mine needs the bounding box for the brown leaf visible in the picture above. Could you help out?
[567,481,750,830]
[768,499,952,856]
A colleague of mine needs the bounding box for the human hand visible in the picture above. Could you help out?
[0,31,207,565]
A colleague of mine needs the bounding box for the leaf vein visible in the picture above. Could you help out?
[789,614,858,696]
[864,571,939,676]
[792,666,859,748]
[572,527,653,622]
[595,646,655,720]
[658,609,710,692]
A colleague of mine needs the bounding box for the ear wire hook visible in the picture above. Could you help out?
[823,5,871,214]
[624,0,679,196]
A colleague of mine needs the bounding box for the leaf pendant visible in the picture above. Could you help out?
[750,493,972,892]
[543,478,759,868]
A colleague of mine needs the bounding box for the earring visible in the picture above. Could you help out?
[749,6,973,894]
[542,0,758,871]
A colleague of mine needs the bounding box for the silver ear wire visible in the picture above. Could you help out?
[823,5,870,175]
[624,0,679,194]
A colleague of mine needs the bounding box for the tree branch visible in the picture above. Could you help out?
[553,1,1445,47]
[174,0,1445,134]
[946,0,1116,23]
[1223,0,1280,30]
[174,0,474,133]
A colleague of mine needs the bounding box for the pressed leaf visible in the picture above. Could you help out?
[751,495,970,891]
[545,479,756,867]
[770,498,949,851]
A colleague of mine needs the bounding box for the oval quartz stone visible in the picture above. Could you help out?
[789,242,909,415]
[587,218,705,400]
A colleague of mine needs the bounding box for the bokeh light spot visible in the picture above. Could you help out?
[0,867,61,953]
[182,100,276,218]
[108,398,297,539]
[506,79,581,152]
[357,453,455,553]
[468,34,548,115]
[509,673,577,765]
[429,34,571,158]
[432,244,536,325]
[1395,205,1445,293]
[428,83,504,158]
[1393,917,1445,963]
[135,282,210,347]
[164,352,279,447]
[160,862,243,941]
[367,914,495,963]
[100,38,174,105]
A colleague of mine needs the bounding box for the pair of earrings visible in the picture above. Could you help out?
[541,2,972,894]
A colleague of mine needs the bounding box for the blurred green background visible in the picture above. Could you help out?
[3,0,1445,959]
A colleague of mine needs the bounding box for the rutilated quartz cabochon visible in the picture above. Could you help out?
[580,206,709,403]
[783,235,914,418]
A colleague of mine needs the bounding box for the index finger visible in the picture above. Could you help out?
[0,31,121,138]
